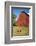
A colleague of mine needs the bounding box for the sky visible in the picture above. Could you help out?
[11,7,31,16]
[11,7,32,21]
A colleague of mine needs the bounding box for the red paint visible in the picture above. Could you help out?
[17,13,29,26]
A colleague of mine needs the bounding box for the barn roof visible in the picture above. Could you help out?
[21,11,29,16]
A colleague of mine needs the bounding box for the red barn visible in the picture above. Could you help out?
[17,11,29,27]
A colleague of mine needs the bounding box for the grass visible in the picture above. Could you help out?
[11,26,29,37]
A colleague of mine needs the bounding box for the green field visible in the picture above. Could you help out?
[11,26,29,37]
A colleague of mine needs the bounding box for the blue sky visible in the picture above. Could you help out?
[11,7,30,17]
[11,7,32,21]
